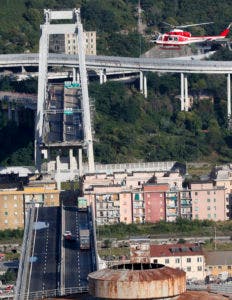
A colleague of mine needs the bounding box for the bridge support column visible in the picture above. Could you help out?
[72,67,77,82]
[227,74,232,128]
[21,66,26,74]
[184,75,189,111]
[180,73,185,111]
[139,71,143,94]
[77,71,80,84]
[143,73,147,98]
[56,154,61,173]
[69,149,74,173]
[78,148,83,176]
[14,108,19,125]
[7,103,12,121]
[99,69,107,84]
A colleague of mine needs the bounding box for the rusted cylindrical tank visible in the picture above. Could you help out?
[88,263,186,299]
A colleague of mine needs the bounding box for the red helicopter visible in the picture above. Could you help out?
[155,22,232,47]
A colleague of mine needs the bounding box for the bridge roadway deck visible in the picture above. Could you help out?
[0,53,232,74]
[63,207,96,289]
[16,206,97,299]
[28,207,61,294]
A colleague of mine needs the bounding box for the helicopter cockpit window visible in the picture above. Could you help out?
[158,36,162,40]
[168,36,173,41]
[174,37,178,41]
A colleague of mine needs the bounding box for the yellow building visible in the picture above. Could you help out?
[0,185,60,230]
[205,251,232,278]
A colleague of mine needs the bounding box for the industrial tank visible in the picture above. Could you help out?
[88,263,186,299]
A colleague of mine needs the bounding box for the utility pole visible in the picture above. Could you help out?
[214,226,217,251]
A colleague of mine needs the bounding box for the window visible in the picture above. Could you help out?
[195,214,198,219]
[175,258,180,263]
[198,266,202,271]
[195,207,198,211]
[4,220,8,224]
[208,214,211,218]
[197,257,202,262]
[214,214,217,219]
[14,195,17,200]
[194,199,198,204]
[50,194,54,199]
[187,267,191,272]
[207,199,210,202]
[218,266,222,270]
[207,191,210,195]
[228,266,231,270]
[160,193,163,197]
[187,258,191,263]
[207,206,210,211]
[14,204,17,208]
[195,192,198,196]
[4,212,8,216]
[165,259,169,264]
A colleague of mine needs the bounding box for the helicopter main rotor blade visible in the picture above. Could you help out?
[176,22,214,29]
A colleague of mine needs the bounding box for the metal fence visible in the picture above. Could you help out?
[187,283,232,296]
[14,286,88,300]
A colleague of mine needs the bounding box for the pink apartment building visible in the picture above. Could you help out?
[191,182,226,221]
[143,184,169,223]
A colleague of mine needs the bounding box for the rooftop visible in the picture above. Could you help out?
[150,243,204,257]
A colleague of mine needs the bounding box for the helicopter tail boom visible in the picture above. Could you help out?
[219,23,232,37]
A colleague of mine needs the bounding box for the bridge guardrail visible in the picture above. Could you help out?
[14,286,88,300]
[15,208,35,300]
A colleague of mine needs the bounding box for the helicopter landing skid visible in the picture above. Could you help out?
[159,45,181,50]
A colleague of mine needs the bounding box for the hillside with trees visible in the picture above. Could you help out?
[0,0,232,165]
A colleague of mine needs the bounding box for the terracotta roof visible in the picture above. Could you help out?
[150,243,204,257]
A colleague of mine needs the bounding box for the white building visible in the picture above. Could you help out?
[150,243,205,280]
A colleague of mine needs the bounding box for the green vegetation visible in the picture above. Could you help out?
[0,1,232,165]
[90,78,232,164]
[97,218,232,239]
[0,229,24,243]
[0,269,17,284]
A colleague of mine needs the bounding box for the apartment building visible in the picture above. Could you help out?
[49,31,96,55]
[213,164,232,219]
[0,181,60,229]
[191,182,226,221]
[150,243,205,280]
[143,184,168,223]
[132,190,144,223]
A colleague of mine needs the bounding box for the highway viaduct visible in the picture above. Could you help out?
[0,53,232,115]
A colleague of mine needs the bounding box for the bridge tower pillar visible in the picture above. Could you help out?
[227,73,232,128]
[35,9,95,175]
